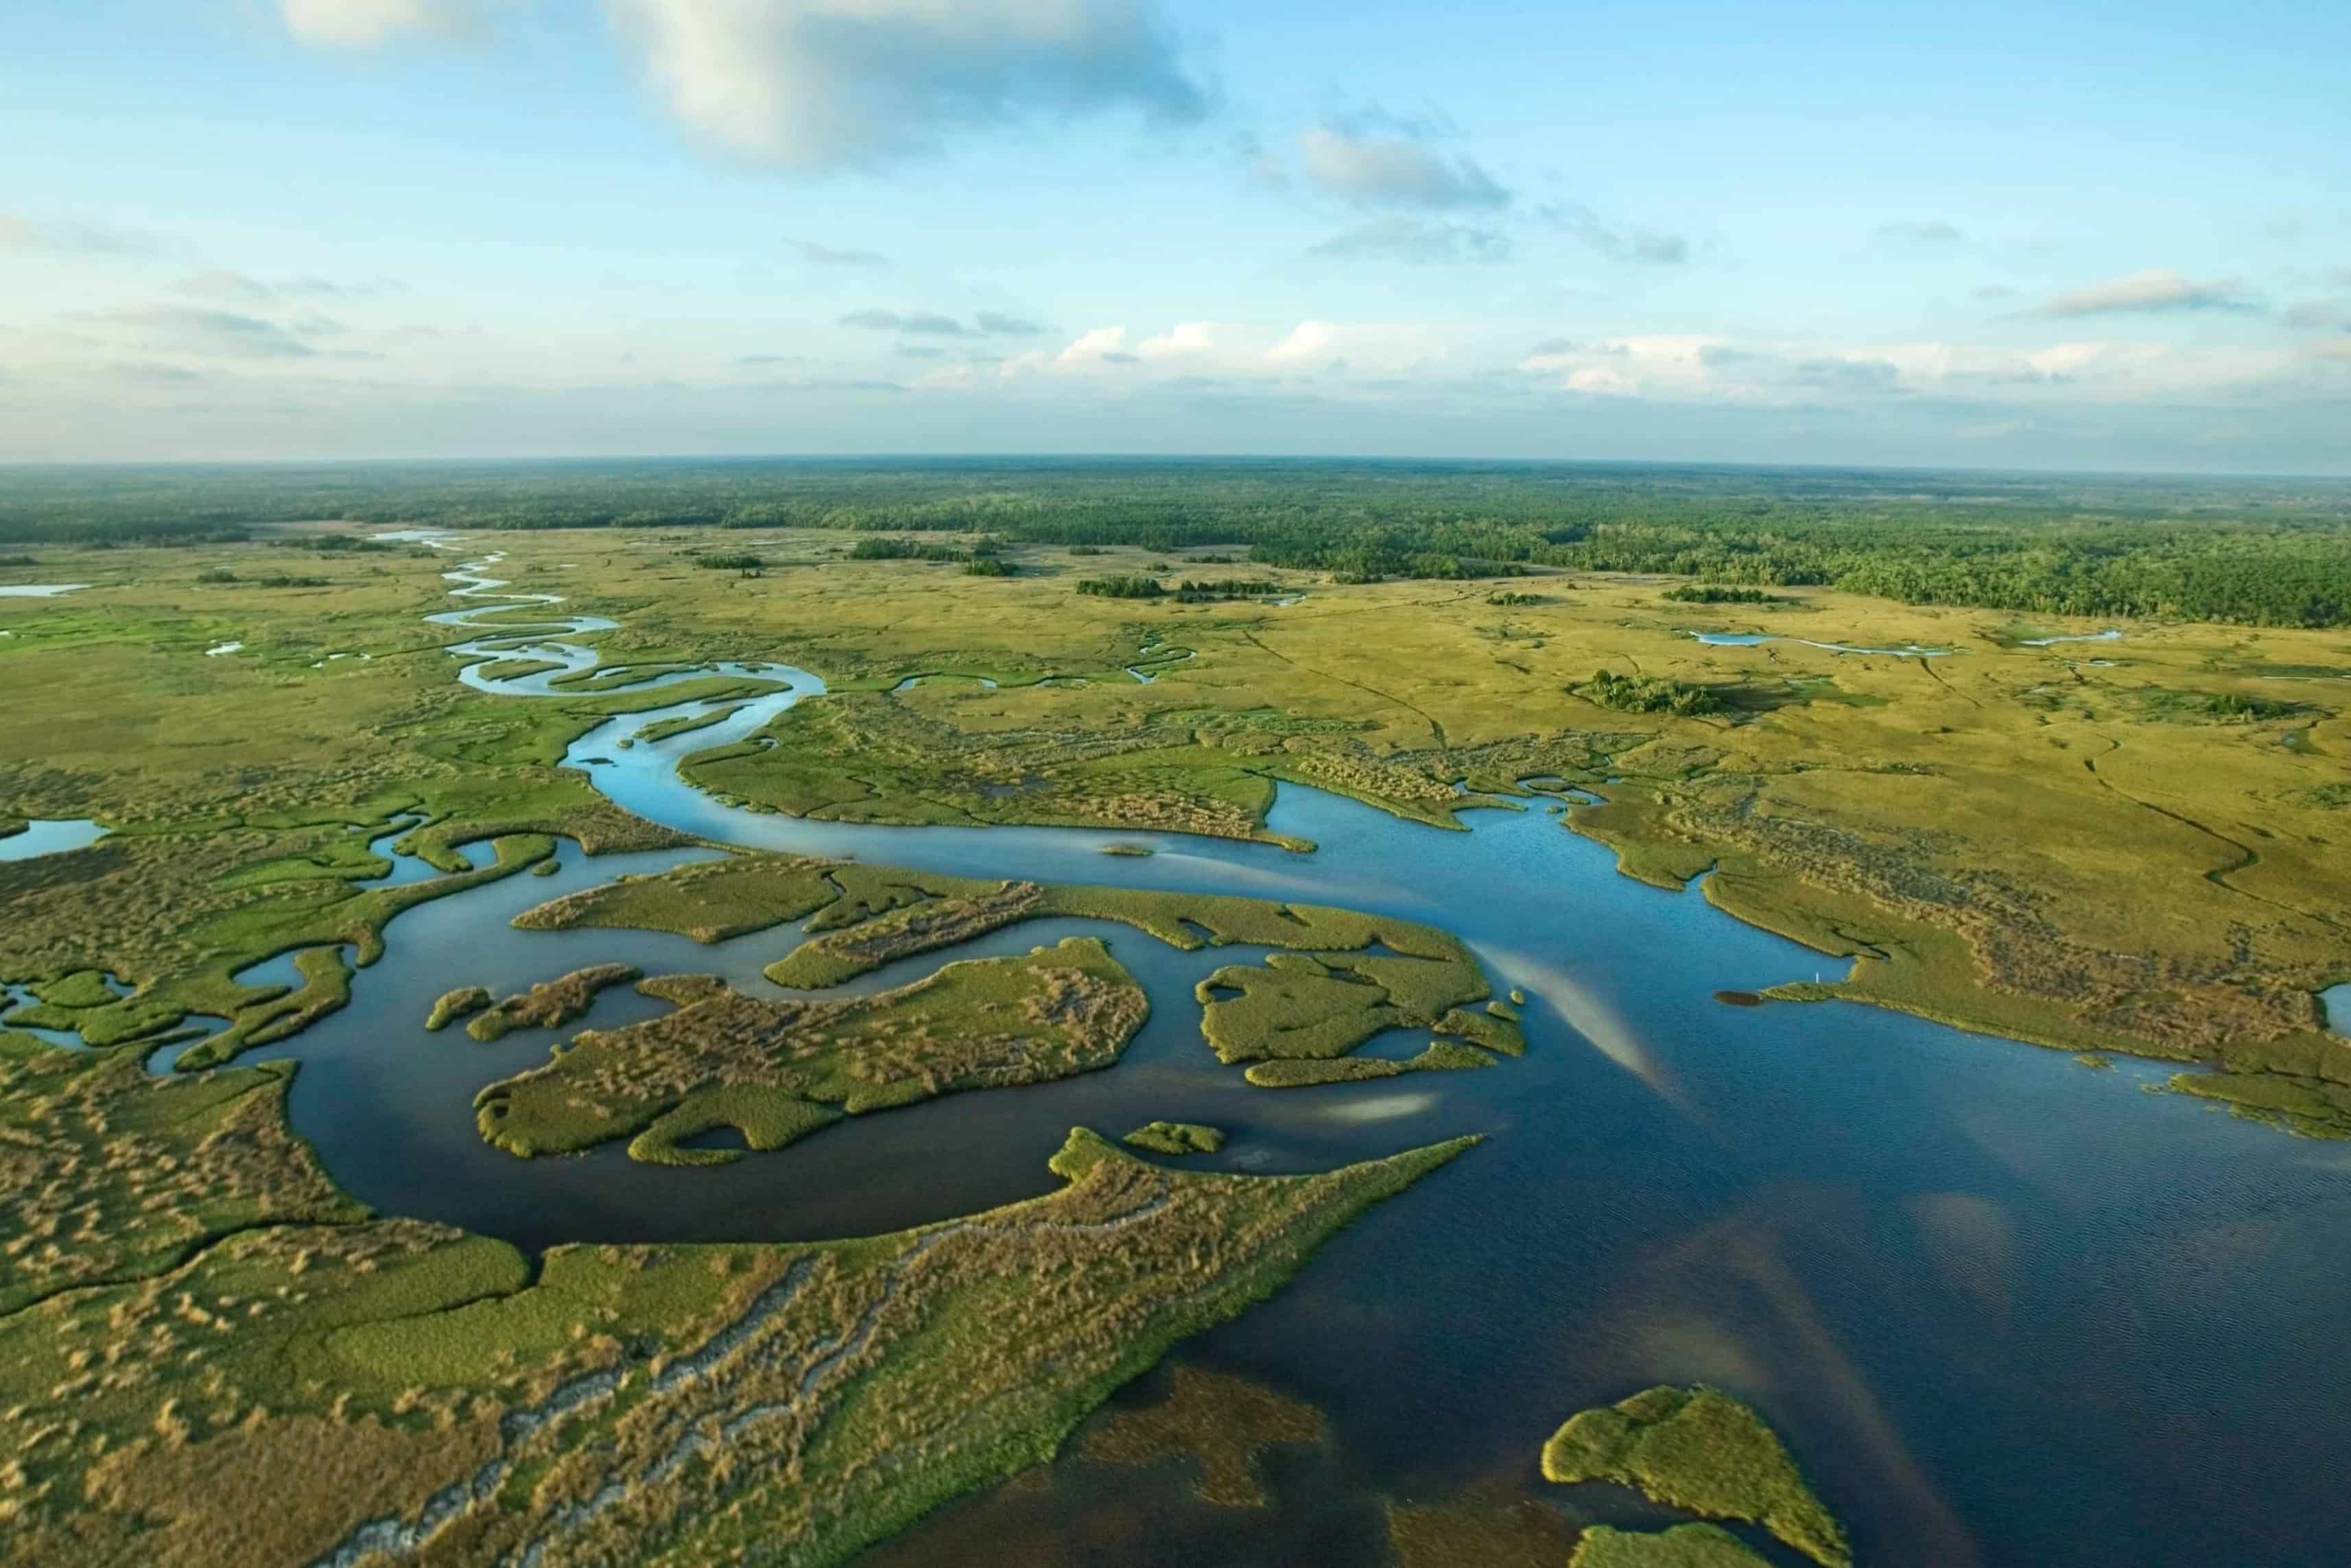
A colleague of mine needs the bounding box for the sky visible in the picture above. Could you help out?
[3,0,2348,471]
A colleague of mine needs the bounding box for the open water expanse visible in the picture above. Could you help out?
[38,543,2351,1565]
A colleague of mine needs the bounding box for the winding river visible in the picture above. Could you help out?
[108,543,2351,1563]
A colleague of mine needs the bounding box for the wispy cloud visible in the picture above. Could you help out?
[611,0,1207,171]
[1875,219,1964,245]
[2031,269,2260,317]
[840,308,1044,337]
[1310,217,1511,265]
[1299,126,1509,211]
[1539,203,1688,265]
[79,306,321,359]
[974,310,1048,336]
[175,271,394,302]
[785,237,888,268]
[0,213,172,258]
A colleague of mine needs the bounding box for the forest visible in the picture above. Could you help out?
[3,458,2349,627]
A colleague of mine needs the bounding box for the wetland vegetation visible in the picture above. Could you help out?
[1,464,2348,1565]
[1542,1386,1848,1568]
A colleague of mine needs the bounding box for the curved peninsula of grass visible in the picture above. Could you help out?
[1541,1385,1848,1568]
[425,984,491,1030]
[465,962,639,1042]
[474,939,1148,1163]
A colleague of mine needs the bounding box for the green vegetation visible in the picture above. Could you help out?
[2136,687,2304,723]
[0,1030,1476,1568]
[1663,585,1781,605]
[1079,1364,1323,1506]
[1076,575,1166,599]
[425,985,492,1030]
[1578,669,1729,716]
[465,962,640,1041]
[1195,949,1487,1062]
[1244,1040,1496,1087]
[2166,1068,2351,1138]
[515,855,1531,1088]
[16,460,2350,624]
[473,940,1148,1162]
[1571,1524,1773,1567]
[1122,1121,1225,1156]
[1542,1386,1849,1568]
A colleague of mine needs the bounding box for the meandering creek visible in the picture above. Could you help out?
[82,543,2351,1563]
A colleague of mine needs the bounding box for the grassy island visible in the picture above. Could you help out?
[511,853,1526,1084]
[464,962,640,1041]
[474,940,1149,1163]
[1542,1385,1849,1568]
[1122,1121,1226,1156]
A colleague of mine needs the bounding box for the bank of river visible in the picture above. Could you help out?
[169,547,2351,1565]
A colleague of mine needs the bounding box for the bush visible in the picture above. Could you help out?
[1578,669,1727,715]
[1076,575,1165,599]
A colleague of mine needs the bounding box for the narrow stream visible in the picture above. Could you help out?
[71,539,2351,1565]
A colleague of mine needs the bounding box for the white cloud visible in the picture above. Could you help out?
[611,0,1207,171]
[1299,128,1508,211]
[279,0,486,47]
[1137,321,1214,358]
[2032,269,2258,317]
[1056,324,1128,363]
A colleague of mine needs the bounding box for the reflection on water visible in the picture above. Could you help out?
[135,543,2351,1566]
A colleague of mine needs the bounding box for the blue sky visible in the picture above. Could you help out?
[3,0,2347,469]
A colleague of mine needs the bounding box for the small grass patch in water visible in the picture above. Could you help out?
[1122,1121,1225,1156]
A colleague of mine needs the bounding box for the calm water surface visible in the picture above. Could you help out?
[86,554,2351,1565]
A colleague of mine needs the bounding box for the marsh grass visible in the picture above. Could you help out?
[1570,1523,1773,1567]
[1121,1121,1225,1156]
[1542,1386,1848,1568]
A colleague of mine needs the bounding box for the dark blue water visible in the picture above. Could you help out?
[114,551,2351,1565]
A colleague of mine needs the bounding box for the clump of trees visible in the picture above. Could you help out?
[696,552,766,574]
[1176,578,1283,599]
[1577,669,1727,715]
[10,460,2351,628]
[1664,584,1778,604]
[963,556,1011,577]
[1487,591,1541,606]
[1076,575,1165,599]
